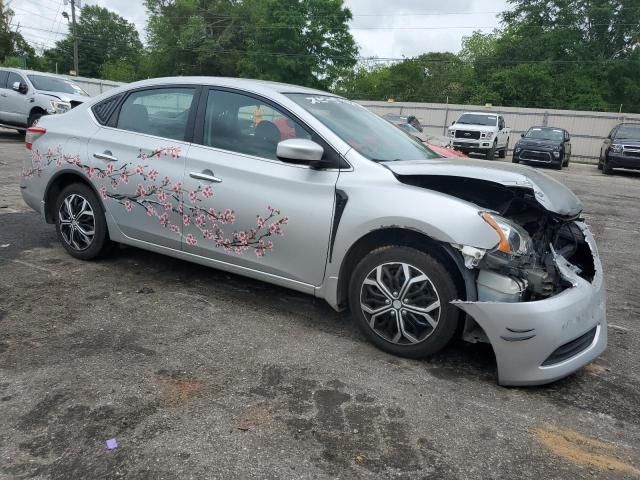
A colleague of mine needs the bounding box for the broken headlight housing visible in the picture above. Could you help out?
[480,212,533,256]
[48,100,71,114]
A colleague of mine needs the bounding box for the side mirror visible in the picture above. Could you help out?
[12,81,27,94]
[520,133,525,137]
[277,138,324,162]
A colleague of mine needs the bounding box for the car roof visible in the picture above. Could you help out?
[0,68,60,76]
[527,126,565,131]
[461,111,501,116]
[121,76,337,97]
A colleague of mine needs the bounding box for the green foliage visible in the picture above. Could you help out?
[0,1,37,67]
[40,5,143,78]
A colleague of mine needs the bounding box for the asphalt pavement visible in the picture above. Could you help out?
[1,128,639,479]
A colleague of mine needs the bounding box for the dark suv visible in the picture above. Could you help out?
[599,123,640,174]
[512,126,571,170]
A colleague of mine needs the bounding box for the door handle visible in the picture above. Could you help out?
[93,151,118,162]
[189,171,222,183]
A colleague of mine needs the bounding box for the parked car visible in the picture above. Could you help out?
[21,77,606,386]
[0,68,89,135]
[598,123,640,174]
[382,113,423,132]
[448,112,510,159]
[512,126,571,170]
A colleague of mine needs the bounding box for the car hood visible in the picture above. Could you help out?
[450,124,494,131]
[517,138,561,148]
[36,91,88,103]
[613,139,640,147]
[385,158,583,217]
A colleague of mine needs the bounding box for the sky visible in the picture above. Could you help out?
[11,0,510,60]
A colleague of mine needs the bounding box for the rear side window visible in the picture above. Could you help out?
[116,88,196,141]
[0,71,8,88]
[92,94,123,125]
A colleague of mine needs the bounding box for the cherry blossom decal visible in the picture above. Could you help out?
[24,146,288,256]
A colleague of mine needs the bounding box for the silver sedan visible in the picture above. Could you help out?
[20,77,606,385]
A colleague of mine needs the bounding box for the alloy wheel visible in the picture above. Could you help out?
[360,262,441,345]
[58,193,96,251]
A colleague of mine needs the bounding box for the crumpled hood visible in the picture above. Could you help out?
[385,158,583,217]
[37,91,88,103]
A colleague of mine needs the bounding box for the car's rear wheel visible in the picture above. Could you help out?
[499,139,508,158]
[55,183,112,260]
[349,246,461,358]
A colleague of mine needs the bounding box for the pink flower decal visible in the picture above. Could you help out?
[202,186,214,198]
[170,224,180,234]
[148,169,159,181]
[183,215,191,226]
[99,186,108,199]
[186,234,198,246]
[106,163,114,175]
[159,213,169,225]
[135,164,145,175]
[172,182,182,193]
[188,191,199,203]
[124,199,133,212]
[157,191,167,202]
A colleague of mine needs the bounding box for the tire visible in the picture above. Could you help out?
[486,141,497,160]
[553,160,563,170]
[28,111,44,127]
[512,157,520,164]
[602,158,614,175]
[597,159,603,170]
[348,246,461,359]
[17,129,26,137]
[499,138,508,158]
[55,183,113,260]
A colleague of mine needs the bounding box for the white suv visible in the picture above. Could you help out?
[0,68,90,134]
[448,112,510,159]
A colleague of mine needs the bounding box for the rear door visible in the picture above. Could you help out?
[182,88,339,286]
[87,86,200,249]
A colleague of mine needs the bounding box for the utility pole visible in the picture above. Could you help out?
[71,0,79,76]
[67,0,80,76]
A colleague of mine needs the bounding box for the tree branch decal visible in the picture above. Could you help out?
[24,146,288,257]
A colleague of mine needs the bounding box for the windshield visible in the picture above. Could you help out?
[27,75,89,96]
[614,125,640,140]
[525,127,564,142]
[287,94,439,161]
[456,113,497,126]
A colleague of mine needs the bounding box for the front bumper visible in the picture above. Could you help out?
[455,223,607,386]
[514,148,562,164]
[452,139,493,151]
[607,153,640,170]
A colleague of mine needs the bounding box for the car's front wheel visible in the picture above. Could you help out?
[602,157,614,175]
[486,141,497,160]
[349,246,461,358]
[55,183,112,260]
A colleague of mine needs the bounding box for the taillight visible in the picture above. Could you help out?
[25,127,47,150]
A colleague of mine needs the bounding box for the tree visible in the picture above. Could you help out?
[0,1,37,67]
[144,0,358,89]
[41,5,143,78]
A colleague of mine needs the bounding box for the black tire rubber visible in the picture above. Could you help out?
[602,159,614,175]
[597,161,603,170]
[553,160,563,170]
[512,157,520,164]
[28,112,44,127]
[348,246,462,359]
[17,129,26,137]
[499,139,508,158]
[486,141,497,160]
[55,183,113,260]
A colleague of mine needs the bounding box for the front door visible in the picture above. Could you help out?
[182,88,339,286]
[4,72,29,124]
[87,86,198,249]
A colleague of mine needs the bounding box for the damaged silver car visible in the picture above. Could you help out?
[20,77,606,385]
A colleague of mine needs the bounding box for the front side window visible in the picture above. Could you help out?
[0,71,8,88]
[27,75,89,96]
[202,90,310,160]
[116,88,196,141]
[7,72,24,89]
[287,94,439,162]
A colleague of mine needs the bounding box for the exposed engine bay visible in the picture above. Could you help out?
[398,175,596,300]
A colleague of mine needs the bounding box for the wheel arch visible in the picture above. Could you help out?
[335,227,476,311]
[43,169,103,223]
[29,106,47,121]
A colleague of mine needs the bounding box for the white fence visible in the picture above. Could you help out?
[358,100,640,164]
[60,74,125,96]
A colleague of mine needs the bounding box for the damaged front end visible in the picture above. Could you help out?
[395,169,607,386]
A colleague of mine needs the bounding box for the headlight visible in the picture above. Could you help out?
[482,132,494,139]
[480,212,533,256]
[449,130,455,137]
[49,100,71,114]
[610,144,623,153]
[514,145,521,153]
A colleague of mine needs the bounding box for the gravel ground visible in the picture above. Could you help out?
[1,127,639,480]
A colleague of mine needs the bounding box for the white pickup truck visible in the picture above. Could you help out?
[448,111,510,159]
